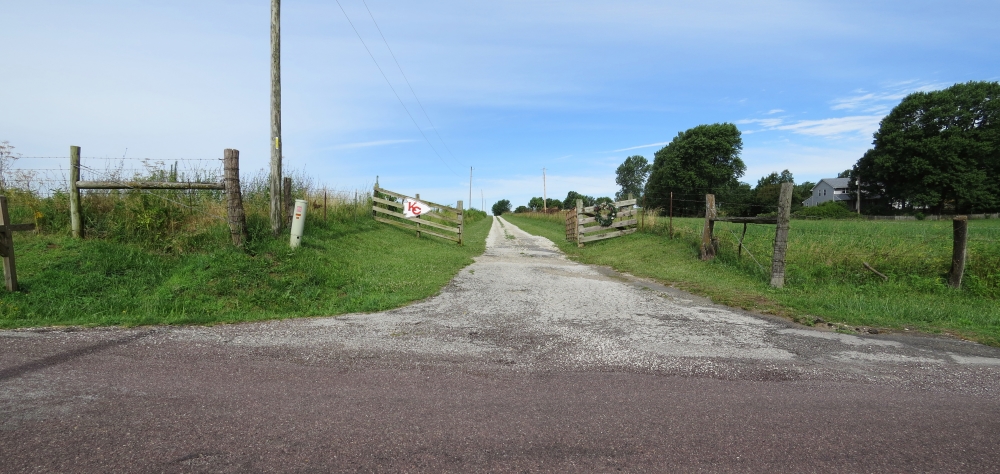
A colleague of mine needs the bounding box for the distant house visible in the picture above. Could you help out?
[802,178,856,209]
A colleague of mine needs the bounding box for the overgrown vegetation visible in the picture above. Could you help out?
[0,166,490,328]
[793,201,860,219]
[505,212,1000,346]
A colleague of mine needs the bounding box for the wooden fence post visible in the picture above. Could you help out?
[576,199,584,248]
[1,196,19,291]
[949,215,968,289]
[69,146,83,239]
[223,149,248,247]
[457,200,464,245]
[283,176,292,229]
[700,194,716,260]
[770,182,793,288]
[0,196,35,291]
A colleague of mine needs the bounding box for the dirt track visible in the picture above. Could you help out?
[2,217,1000,472]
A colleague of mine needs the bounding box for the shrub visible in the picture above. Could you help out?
[794,201,858,219]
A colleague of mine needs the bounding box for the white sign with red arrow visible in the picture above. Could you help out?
[402,198,429,218]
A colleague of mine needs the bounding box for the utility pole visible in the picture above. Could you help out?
[270,0,283,237]
[469,167,473,210]
[542,168,547,212]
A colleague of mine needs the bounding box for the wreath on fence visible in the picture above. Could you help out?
[593,202,617,227]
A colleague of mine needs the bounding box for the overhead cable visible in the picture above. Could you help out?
[361,0,461,165]
[335,0,458,177]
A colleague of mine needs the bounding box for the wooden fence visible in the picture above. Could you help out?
[68,146,248,247]
[568,197,638,247]
[699,183,792,288]
[564,209,577,241]
[865,213,1000,221]
[699,183,973,290]
[372,185,464,244]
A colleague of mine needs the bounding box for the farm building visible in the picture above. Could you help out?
[802,178,856,210]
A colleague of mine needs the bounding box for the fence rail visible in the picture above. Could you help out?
[67,146,246,246]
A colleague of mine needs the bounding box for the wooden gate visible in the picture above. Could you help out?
[565,210,578,242]
[571,197,638,247]
[372,185,464,244]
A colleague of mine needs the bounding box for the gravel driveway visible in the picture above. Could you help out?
[2,216,999,472]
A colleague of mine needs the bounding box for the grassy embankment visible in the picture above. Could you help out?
[0,182,490,328]
[504,212,1000,346]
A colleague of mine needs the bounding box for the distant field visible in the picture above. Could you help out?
[504,212,1000,346]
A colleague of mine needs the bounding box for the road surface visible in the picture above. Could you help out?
[2,216,999,472]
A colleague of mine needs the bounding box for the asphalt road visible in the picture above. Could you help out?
[2,216,999,472]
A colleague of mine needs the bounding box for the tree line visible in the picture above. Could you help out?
[492,80,999,217]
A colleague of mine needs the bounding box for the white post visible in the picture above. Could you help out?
[289,199,307,248]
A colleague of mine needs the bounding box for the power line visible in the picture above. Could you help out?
[361,0,461,165]
[334,0,458,177]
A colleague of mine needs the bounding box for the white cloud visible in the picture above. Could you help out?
[742,143,868,184]
[773,115,882,137]
[829,81,949,112]
[739,81,950,140]
[737,118,784,128]
[610,142,669,152]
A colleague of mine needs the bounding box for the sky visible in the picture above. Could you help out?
[3,0,999,212]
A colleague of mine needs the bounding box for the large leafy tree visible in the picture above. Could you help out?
[750,170,795,215]
[562,191,595,209]
[644,123,746,215]
[854,81,1000,214]
[614,155,650,201]
[527,196,545,211]
[491,199,511,216]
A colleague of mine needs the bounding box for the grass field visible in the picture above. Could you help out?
[0,198,491,328]
[504,212,1000,347]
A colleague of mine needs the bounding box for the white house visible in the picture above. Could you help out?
[802,178,856,209]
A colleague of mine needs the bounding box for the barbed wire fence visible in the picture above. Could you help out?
[638,186,999,294]
[0,152,253,247]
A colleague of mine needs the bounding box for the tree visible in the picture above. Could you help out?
[514,205,529,213]
[491,199,511,215]
[615,155,650,201]
[854,81,1000,214]
[545,198,562,210]
[595,196,613,205]
[644,123,745,215]
[750,170,794,215]
[527,197,545,211]
[837,169,852,179]
[562,191,595,209]
[793,181,815,212]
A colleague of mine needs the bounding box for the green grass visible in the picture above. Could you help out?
[504,212,1000,346]
[0,209,492,328]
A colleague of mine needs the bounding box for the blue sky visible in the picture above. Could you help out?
[3,0,999,212]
